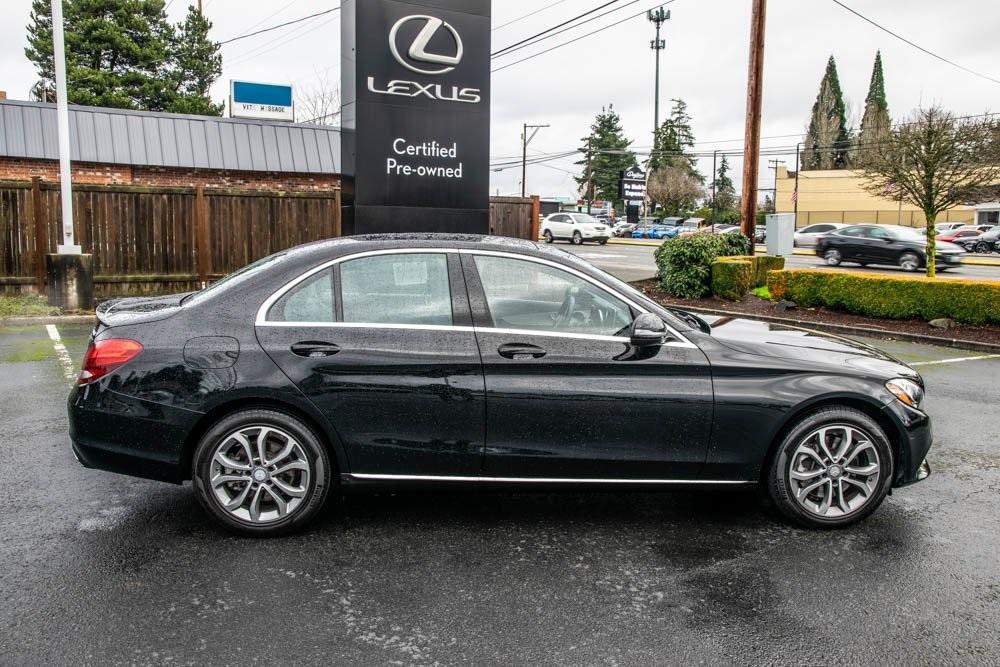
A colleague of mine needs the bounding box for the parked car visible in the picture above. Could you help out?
[954,226,1000,254]
[937,226,987,244]
[68,234,933,535]
[754,226,767,244]
[612,221,636,237]
[815,224,965,272]
[794,223,847,247]
[541,213,610,245]
[933,222,965,234]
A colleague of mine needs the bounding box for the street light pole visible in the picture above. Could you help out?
[521,123,548,198]
[648,7,670,142]
[51,0,78,254]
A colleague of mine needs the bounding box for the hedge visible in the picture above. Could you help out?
[767,270,1000,325]
[714,255,786,290]
[711,259,753,300]
[655,233,752,298]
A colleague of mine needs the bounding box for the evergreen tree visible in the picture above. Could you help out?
[802,55,852,170]
[575,105,637,211]
[857,51,891,165]
[648,98,701,181]
[165,6,223,115]
[25,0,222,115]
[710,155,737,212]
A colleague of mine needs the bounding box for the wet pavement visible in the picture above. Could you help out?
[2,322,999,664]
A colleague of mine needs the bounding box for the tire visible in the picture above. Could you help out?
[543,230,554,244]
[192,408,332,536]
[898,251,921,272]
[975,241,990,254]
[571,231,583,245]
[598,239,608,245]
[823,248,842,266]
[768,407,893,529]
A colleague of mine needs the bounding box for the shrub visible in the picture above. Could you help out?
[767,270,1000,325]
[711,259,753,300]
[656,233,752,298]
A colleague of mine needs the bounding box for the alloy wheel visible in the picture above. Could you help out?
[899,252,920,272]
[209,425,312,524]
[788,424,881,519]
[824,249,841,266]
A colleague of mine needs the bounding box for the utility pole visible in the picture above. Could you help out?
[51,0,77,254]
[710,149,718,224]
[767,159,785,210]
[739,0,767,251]
[521,123,548,198]
[793,142,801,226]
[585,136,593,215]
[198,0,203,15]
[648,7,670,142]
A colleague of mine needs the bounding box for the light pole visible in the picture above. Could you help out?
[521,123,549,198]
[648,7,670,142]
[51,0,78,254]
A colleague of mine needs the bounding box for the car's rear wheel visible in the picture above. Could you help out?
[192,409,331,536]
[543,230,554,244]
[571,231,583,245]
[975,241,990,254]
[824,249,842,266]
[598,239,608,245]
[768,407,893,528]
[899,251,921,272]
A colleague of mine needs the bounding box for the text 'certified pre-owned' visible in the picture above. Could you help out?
[367,14,482,104]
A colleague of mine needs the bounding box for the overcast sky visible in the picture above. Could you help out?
[2,0,998,199]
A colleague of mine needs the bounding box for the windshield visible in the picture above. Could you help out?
[572,214,600,224]
[182,251,289,306]
[889,227,926,242]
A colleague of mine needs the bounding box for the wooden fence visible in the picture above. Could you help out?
[1,180,537,297]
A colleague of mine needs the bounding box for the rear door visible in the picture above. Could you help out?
[255,250,485,477]
[462,251,713,480]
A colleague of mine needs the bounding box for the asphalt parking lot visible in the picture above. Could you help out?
[2,321,1000,665]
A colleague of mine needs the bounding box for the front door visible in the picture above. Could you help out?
[255,251,485,476]
[462,252,713,480]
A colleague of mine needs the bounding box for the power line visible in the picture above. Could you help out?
[230,0,304,40]
[493,0,642,60]
[227,14,339,66]
[830,0,1000,86]
[492,0,675,73]
[220,7,340,46]
[493,0,572,32]
[492,0,625,57]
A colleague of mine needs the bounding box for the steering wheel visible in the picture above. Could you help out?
[553,286,579,328]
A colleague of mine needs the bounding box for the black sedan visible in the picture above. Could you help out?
[69,234,932,535]
[815,224,964,271]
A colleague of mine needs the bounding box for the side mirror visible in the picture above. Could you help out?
[630,313,666,347]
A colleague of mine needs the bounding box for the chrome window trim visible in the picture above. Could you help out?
[348,473,752,485]
[254,246,695,348]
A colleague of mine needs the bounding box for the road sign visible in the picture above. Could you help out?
[230,81,294,122]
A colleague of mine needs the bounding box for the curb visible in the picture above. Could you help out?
[671,304,1000,354]
[1,315,94,327]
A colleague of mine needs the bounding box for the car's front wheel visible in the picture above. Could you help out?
[768,407,893,528]
[823,248,842,266]
[543,230,554,244]
[192,409,332,536]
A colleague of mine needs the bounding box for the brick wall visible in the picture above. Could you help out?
[0,156,340,192]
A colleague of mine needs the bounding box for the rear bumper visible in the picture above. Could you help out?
[68,383,200,484]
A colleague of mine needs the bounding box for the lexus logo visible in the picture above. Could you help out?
[389,15,463,75]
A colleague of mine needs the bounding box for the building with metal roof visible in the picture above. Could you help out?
[0,98,341,176]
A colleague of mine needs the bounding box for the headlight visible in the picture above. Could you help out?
[886,378,925,409]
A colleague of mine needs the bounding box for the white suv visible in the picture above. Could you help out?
[541,213,611,245]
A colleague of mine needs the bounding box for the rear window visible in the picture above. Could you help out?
[340,253,453,326]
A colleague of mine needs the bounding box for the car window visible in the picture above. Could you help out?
[801,225,820,233]
[838,226,866,237]
[473,255,633,337]
[267,268,335,322]
[866,226,890,239]
[549,214,566,223]
[340,253,453,326]
[571,214,600,224]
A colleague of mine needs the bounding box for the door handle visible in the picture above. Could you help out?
[290,341,341,358]
[498,343,546,360]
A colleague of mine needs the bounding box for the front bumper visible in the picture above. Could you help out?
[882,398,933,487]
[938,253,962,265]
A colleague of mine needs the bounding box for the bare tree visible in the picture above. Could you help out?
[859,107,1000,277]
[647,163,705,217]
[296,70,340,125]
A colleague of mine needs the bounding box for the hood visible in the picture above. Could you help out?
[96,292,192,327]
[701,314,919,379]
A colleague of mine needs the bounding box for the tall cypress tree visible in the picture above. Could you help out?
[802,56,851,170]
[576,105,637,211]
[648,98,701,181]
[166,6,223,116]
[857,51,891,165]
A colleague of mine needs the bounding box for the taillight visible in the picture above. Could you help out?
[79,339,143,385]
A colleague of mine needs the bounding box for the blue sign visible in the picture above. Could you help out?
[230,80,294,122]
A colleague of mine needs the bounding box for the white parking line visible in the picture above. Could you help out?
[45,324,78,383]
[910,354,1000,367]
